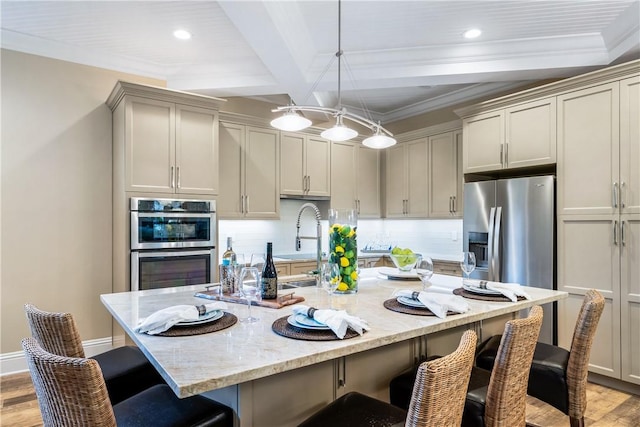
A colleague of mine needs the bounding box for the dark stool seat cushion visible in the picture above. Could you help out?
[114,384,234,427]
[389,355,441,410]
[92,345,164,405]
[461,367,491,427]
[475,335,570,414]
[298,391,407,427]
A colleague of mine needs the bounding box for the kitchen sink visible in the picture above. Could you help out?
[279,279,317,290]
[274,253,321,260]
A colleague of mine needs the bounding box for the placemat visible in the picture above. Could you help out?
[271,316,362,341]
[383,298,439,316]
[195,290,305,309]
[156,312,238,337]
[453,288,526,302]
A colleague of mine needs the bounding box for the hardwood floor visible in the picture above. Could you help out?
[1,371,638,426]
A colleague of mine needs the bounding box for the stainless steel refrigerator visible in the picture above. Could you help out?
[463,175,556,344]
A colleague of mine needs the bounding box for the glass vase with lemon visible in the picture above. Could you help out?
[328,209,358,294]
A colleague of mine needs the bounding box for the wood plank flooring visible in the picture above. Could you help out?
[1,371,639,426]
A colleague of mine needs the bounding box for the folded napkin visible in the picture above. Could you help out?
[135,302,228,335]
[394,290,470,319]
[291,305,370,339]
[425,275,463,294]
[464,279,531,302]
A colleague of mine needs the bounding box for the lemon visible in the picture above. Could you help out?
[337,282,349,291]
[335,245,345,254]
[350,271,358,280]
[340,257,349,267]
[347,229,356,238]
[331,223,342,233]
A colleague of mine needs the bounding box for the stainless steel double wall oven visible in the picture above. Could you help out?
[130,197,216,291]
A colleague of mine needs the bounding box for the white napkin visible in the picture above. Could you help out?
[464,279,531,302]
[425,275,463,294]
[135,302,227,335]
[292,305,370,339]
[395,290,470,319]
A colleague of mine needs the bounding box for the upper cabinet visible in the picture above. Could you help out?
[330,141,380,218]
[385,138,429,218]
[280,132,330,198]
[462,97,556,174]
[218,121,280,219]
[428,130,463,218]
[107,82,224,196]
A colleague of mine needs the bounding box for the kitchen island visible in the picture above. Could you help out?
[101,269,567,426]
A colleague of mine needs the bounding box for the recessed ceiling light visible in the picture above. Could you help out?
[173,29,192,40]
[463,28,482,39]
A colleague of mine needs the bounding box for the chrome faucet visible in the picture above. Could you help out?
[295,203,322,282]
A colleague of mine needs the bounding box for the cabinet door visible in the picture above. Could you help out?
[356,146,380,218]
[463,110,504,173]
[218,122,244,218]
[505,97,556,169]
[330,142,357,211]
[557,215,621,378]
[125,96,175,193]
[620,76,640,215]
[244,126,280,219]
[406,139,429,217]
[280,132,305,196]
[621,215,640,384]
[175,105,219,195]
[454,130,463,217]
[305,136,331,197]
[428,132,457,218]
[557,83,620,216]
[385,144,407,218]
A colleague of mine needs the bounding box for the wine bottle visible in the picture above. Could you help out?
[222,237,236,266]
[261,242,278,299]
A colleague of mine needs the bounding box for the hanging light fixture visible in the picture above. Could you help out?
[270,0,396,149]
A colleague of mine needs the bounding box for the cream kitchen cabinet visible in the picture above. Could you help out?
[280,132,330,198]
[330,141,381,218]
[428,130,463,218]
[462,97,556,173]
[385,139,428,218]
[115,94,220,195]
[557,75,640,385]
[218,122,280,219]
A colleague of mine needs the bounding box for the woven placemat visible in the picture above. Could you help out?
[156,312,238,337]
[271,316,362,341]
[383,298,439,316]
[453,288,525,302]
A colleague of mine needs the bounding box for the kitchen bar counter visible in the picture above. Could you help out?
[101,270,566,401]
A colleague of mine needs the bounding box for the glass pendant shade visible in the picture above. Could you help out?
[321,124,358,141]
[270,111,312,132]
[363,132,396,149]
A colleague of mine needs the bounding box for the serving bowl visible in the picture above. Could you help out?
[389,252,421,271]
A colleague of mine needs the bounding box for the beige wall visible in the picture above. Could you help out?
[0,49,164,354]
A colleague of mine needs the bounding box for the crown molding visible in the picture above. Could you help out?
[106,81,226,111]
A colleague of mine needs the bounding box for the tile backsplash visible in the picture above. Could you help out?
[218,200,463,263]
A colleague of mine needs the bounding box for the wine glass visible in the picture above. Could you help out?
[416,257,434,290]
[460,252,476,283]
[250,253,266,271]
[239,267,261,323]
[321,263,341,295]
[230,254,246,297]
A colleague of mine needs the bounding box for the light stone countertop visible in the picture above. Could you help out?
[100,268,567,398]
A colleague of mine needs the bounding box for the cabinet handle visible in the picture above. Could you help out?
[170,166,175,188]
[356,199,360,214]
[621,182,626,208]
[240,195,244,213]
[505,143,509,165]
[621,220,626,246]
[176,166,181,189]
[307,175,311,192]
[613,220,618,245]
[453,196,457,213]
[613,182,619,208]
[449,196,453,213]
[303,175,307,192]
[500,144,504,166]
[245,195,249,214]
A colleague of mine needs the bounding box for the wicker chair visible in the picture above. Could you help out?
[22,337,234,427]
[298,329,477,427]
[24,303,163,404]
[476,290,605,427]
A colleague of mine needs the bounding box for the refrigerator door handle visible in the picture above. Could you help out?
[487,207,496,280]
[493,207,503,282]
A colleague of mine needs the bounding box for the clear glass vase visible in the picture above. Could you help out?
[328,209,358,294]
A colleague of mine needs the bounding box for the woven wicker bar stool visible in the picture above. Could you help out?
[297,330,477,427]
[475,290,604,427]
[22,337,234,427]
[24,303,164,404]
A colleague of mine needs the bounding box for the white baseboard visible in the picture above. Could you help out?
[0,337,117,376]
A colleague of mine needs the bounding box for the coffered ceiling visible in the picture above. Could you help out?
[2,1,639,124]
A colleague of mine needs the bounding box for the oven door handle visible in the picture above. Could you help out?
[132,212,214,218]
[134,249,214,258]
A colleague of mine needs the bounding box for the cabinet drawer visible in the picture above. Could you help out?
[274,263,290,277]
[434,262,461,277]
[289,261,317,275]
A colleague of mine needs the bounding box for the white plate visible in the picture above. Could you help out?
[287,314,330,330]
[378,267,420,280]
[396,296,426,308]
[175,310,223,326]
[462,283,503,296]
